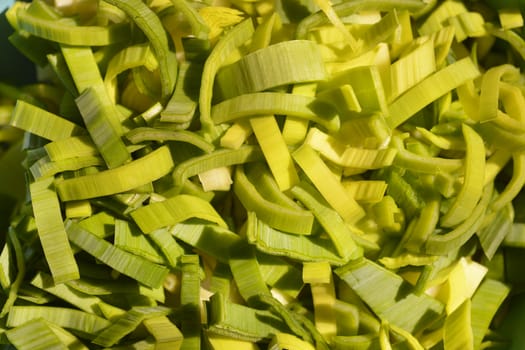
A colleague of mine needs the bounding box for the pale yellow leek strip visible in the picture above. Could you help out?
[418,0,467,35]
[56,145,174,201]
[220,121,253,149]
[198,167,233,192]
[443,299,473,350]
[65,200,93,218]
[282,83,317,146]
[292,144,365,224]
[208,335,260,350]
[415,127,465,150]
[130,194,227,234]
[269,333,316,350]
[387,57,480,129]
[314,0,360,52]
[447,12,487,42]
[9,100,85,141]
[479,64,521,123]
[4,318,67,350]
[440,124,485,228]
[303,262,337,340]
[341,180,387,203]
[30,177,79,284]
[249,115,299,191]
[389,37,436,102]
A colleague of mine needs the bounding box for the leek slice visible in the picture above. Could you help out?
[143,316,183,350]
[335,258,444,333]
[56,145,173,201]
[114,219,166,264]
[292,144,365,224]
[211,92,340,133]
[444,299,473,350]
[269,333,316,350]
[130,194,227,234]
[387,57,480,128]
[44,136,98,161]
[10,4,129,46]
[125,127,213,153]
[7,306,110,337]
[440,124,485,228]
[30,155,104,179]
[30,176,79,284]
[10,100,85,141]
[491,152,525,211]
[5,318,68,350]
[233,166,314,235]
[215,40,326,99]
[479,64,520,123]
[104,0,176,101]
[246,212,346,266]
[66,221,169,288]
[199,19,254,136]
[249,115,299,191]
[179,254,201,350]
[93,306,171,347]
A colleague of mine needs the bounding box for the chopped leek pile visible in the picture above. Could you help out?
[2,0,525,349]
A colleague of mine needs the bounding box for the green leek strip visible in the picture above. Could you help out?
[504,223,525,248]
[93,306,171,347]
[228,241,271,304]
[291,183,366,259]
[171,0,209,39]
[425,182,493,255]
[332,335,380,350]
[486,22,525,62]
[233,166,314,235]
[478,64,520,123]
[211,92,340,133]
[114,219,166,264]
[207,292,290,342]
[371,195,404,234]
[199,19,254,136]
[249,115,299,191]
[7,306,110,337]
[0,229,25,318]
[249,12,277,52]
[305,127,397,169]
[440,124,485,227]
[77,211,116,239]
[471,279,510,350]
[30,177,79,284]
[387,57,480,129]
[341,180,387,203]
[389,37,436,101]
[477,203,513,260]
[444,299,473,350]
[30,272,107,315]
[315,0,361,52]
[104,44,158,102]
[8,32,55,68]
[11,5,129,46]
[148,228,184,268]
[44,135,98,161]
[418,0,467,35]
[104,0,176,101]
[125,127,214,153]
[30,155,104,179]
[303,262,337,339]
[56,145,173,201]
[180,255,201,350]
[245,162,303,210]
[10,100,85,141]
[75,86,131,168]
[0,239,13,289]
[415,127,465,150]
[335,258,444,333]
[219,121,253,150]
[46,323,89,350]
[65,200,93,218]
[292,144,365,224]
[448,11,487,42]
[491,152,525,211]
[257,253,304,299]
[143,316,183,349]
[130,194,227,234]
[66,221,169,288]
[215,40,326,100]
[246,212,346,265]
[160,62,202,123]
[391,135,463,175]
[172,145,264,194]
[170,220,242,264]
[5,318,67,350]
[404,195,440,252]
[295,0,425,39]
